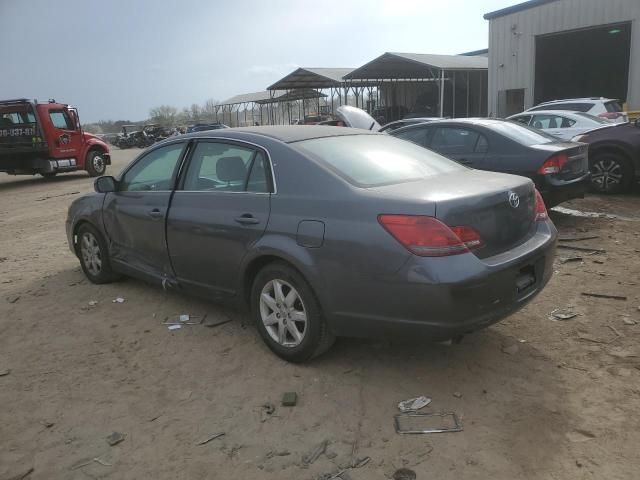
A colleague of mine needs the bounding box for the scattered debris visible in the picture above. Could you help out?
[112,297,125,304]
[392,468,417,480]
[566,429,596,443]
[352,456,370,468]
[71,457,112,470]
[622,318,636,326]
[581,292,627,301]
[266,450,291,459]
[394,412,463,434]
[4,467,34,480]
[0,369,10,377]
[552,206,639,221]
[502,344,519,355]
[397,396,431,412]
[204,317,233,328]
[558,256,583,264]
[549,307,579,321]
[453,392,463,399]
[40,420,55,429]
[302,439,328,466]
[163,314,205,326]
[35,191,80,201]
[260,402,276,422]
[167,325,182,331]
[559,235,599,242]
[196,432,225,446]
[6,295,20,304]
[282,391,297,407]
[106,431,125,446]
[593,259,605,264]
[88,300,98,307]
[557,244,605,254]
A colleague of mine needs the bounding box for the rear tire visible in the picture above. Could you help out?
[251,262,335,363]
[76,223,119,284]
[86,150,107,177]
[589,152,632,194]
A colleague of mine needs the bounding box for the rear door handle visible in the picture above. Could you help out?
[458,158,473,165]
[147,208,164,218]
[234,214,260,225]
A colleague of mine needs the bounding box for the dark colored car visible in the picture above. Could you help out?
[186,123,229,133]
[66,126,556,362]
[390,118,590,207]
[379,117,442,133]
[572,120,640,194]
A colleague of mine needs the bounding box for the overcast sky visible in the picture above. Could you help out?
[0,0,516,122]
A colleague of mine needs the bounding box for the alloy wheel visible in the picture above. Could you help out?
[259,279,307,347]
[80,232,102,276]
[93,155,105,174]
[591,158,623,192]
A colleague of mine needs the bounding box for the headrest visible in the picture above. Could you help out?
[216,156,247,183]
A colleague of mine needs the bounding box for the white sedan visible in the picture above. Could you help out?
[507,110,614,141]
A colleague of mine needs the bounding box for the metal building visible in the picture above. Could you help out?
[485,0,640,117]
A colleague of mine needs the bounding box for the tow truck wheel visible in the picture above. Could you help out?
[41,172,57,179]
[86,150,107,177]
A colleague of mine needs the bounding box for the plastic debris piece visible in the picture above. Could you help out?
[549,308,579,321]
[393,469,417,480]
[581,292,627,301]
[112,297,125,303]
[168,325,181,331]
[179,314,190,322]
[302,439,328,465]
[397,396,431,412]
[622,318,636,325]
[394,412,463,434]
[453,392,462,398]
[282,392,297,407]
[0,369,10,377]
[559,256,583,264]
[106,432,125,446]
[196,432,225,445]
[88,300,98,306]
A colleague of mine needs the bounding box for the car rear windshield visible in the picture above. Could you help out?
[486,121,557,146]
[605,100,623,112]
[294,134,464,187]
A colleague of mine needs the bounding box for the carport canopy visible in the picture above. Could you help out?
[219,89,325,107]
[267,68,355,90]
[344,52,488,80]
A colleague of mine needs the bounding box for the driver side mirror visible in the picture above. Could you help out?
[94,175,117,193]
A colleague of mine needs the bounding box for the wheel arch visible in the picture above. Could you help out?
[589,142,635,168]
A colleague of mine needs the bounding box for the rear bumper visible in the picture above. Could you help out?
[538,172,590,207]
[325,220,557,341]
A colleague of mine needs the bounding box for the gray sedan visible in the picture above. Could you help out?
[66,126,557,362]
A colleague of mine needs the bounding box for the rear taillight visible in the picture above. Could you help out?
[537,153,568,175]
[598,112,622,120]
[534,190,548,221]
[378,214,483,257]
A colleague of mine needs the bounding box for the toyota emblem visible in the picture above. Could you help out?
[508,191,520,208]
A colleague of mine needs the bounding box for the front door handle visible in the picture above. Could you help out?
[148,208,164,218]
[234,214,260,225]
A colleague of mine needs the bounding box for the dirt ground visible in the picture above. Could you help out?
[1,148,639,480]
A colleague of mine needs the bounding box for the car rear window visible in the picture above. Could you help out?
[605,100,623,112]
[486,121,557,146]
[294,134,464,187]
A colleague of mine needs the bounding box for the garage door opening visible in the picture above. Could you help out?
[534,22,631,105]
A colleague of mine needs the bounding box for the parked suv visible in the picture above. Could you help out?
[0,98,110,178]
[526,98,628,124]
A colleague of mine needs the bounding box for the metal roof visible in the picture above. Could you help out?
[268,67,354,90]
[219,89,326,106]
[344,52,488,80]
[484,0,560,20]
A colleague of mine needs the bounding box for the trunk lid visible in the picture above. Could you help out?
[372,169,537,259]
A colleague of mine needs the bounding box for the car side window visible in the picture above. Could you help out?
[393,127,428,146]
[560,116,576,128]
[183,141,270,193]
[430,127,479,154]
[120,143,184,192]
[49,110,73,130]
[512,115,531,125]
[532,114,574,129]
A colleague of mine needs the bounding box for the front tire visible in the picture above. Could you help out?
[86,150,107,177]
[251,262,335,363]
[76,224,119,284]
[589,152,632,194]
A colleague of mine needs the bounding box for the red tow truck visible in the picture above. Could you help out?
[0,98,110,178]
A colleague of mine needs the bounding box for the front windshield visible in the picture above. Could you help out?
[294,134,464,187]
